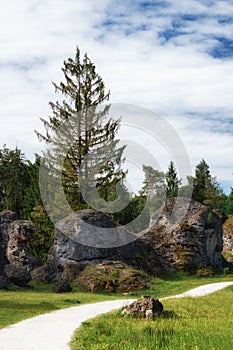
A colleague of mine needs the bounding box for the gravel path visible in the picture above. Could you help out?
[0,281,232,350]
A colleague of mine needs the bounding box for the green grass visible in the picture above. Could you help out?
[70,285,233,350]
[0,274,232,331]
[0,282,122,329]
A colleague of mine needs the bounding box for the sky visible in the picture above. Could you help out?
[0,0,233,194]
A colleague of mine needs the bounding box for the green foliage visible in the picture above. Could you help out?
[0,146,29,217]
[165,161,180,199]
[192,159,225,209]
[29,205,54,263]
[224,188,233,215]
[36,46,126,210]
[140,165,165,214]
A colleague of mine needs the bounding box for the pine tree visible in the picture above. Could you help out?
[192,159,212,203]
[224,188,233,215]
[140,165,165,212]
[36,47,126,212]
[165,161,180,199]
[0,146,29,217]
[192,159,225,208]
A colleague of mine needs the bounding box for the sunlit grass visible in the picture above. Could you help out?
[0,274,232,331]
[70,285,233,350]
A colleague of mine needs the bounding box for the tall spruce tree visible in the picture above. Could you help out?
[192,159,225,209]
[140,165,165,212]
[36,47,126,211]
[0,146,29,217]
[225,188,233,214]
[165,161,180,199]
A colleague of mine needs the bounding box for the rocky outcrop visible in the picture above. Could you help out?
[0,246,9,289]
[7,221,39,271]
[131,198,223,274]
[0,210,17,250]
[223,217,233,262]
[35,199,225,281]
[0,211,39,288]
[41,210,136,281]
[0,210,17,289]
[122,296,164,319]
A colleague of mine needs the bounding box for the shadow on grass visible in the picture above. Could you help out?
[0,301,57,311]
[160,310,177,319]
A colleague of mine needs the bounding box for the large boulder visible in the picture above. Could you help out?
[223,216,233,262]
[42,210,136,281]
[7,221,39,271]
[4,264,31,287]
[132,198,224,274]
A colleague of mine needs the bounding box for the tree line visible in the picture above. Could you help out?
[0,46,232,261]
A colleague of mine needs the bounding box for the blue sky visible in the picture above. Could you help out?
[0,0,233,193]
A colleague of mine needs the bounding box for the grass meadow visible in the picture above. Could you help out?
[70,285,233,350]
[0,274,232,350]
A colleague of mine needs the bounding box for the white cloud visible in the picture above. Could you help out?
[0,0,233,193]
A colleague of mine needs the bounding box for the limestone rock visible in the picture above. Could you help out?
[44,210,136,281]
[122,296,163,319]
[132,198,224,274]
[5,264,31,287]
[53,280,72,293]
[7,221,39,271]
[0,211,17,289]
[223,217,233,262]
[42,200,224,281]
[0,246,9,289]
[0,210,17,250]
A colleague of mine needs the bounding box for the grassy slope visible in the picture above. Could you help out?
[70,284,233,350]
[0,274,232,330]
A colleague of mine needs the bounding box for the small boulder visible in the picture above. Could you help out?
[5,264,32,287]
[122,295,163,319]
[53,280,73,293]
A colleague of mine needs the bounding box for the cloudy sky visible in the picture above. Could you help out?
[1,0,233,193]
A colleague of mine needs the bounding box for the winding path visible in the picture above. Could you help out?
[0,281,232,350]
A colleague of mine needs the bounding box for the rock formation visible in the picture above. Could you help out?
[0,210,17,289]
[0,198,226,288]
[4,264,31,287]
[223,217,233,262]
[131,198,224,274]
[39,210,136,281]
[41,199,224,281]
[7,220,38,271]
[0,211,39,288]
[122,296,164,319]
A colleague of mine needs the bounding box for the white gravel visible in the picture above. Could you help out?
[0,281,232,350]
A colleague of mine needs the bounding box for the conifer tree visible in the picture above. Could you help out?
[140,165,165,212]
[165,161,180,199]
[225,188,233,215]
[36,47,126,211]
[0,146,29,217]
[192,159,225,208]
